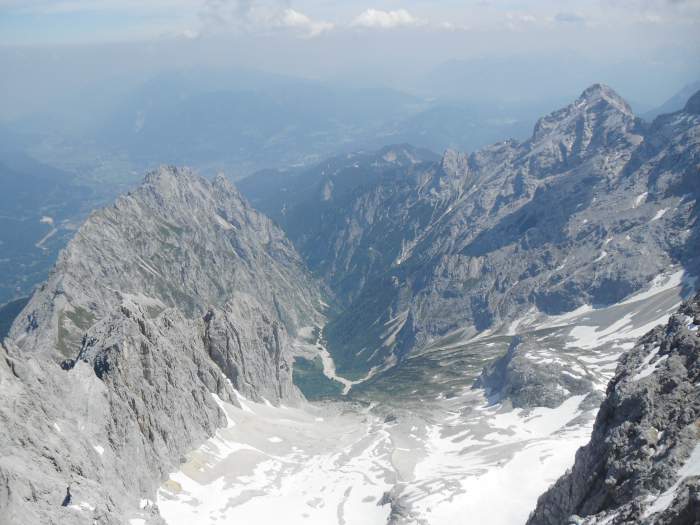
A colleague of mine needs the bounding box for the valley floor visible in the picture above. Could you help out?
[146,270,690,525]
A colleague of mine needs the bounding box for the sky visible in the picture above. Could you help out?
[0,0,699,119]
[1,0,699,46]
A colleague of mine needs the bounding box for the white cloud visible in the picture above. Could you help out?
[196,1,334,39]
[351,8,425,29]
[274,8,334,37]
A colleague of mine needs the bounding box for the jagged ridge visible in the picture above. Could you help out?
[0,167,324,524]
[527,294,700,524]
[242,84,700,379]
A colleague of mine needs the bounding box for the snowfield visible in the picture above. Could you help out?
[156,390,596,525]
[150,270,691,525]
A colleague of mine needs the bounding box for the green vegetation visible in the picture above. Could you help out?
[292,356,343,400]
[324,275,398,380]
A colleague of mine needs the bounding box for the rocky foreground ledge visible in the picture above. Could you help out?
[527,294,700,524]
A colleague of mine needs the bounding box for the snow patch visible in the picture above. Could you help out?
[134,256,161,278]
[633,192,647,208]
[214,214,235,230]
[619,270,685,306]
[644,443,700,517]
[633,355,668,381]
[408,396,593,525]
[651,208,667,221]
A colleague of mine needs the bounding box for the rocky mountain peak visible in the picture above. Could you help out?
[577,83,634,116]
[212,171,236,193]
[141,164,200,195]
[527,83,641,171]
[9,165,322,363]
[143,164,183,183]
[0,163,329,523]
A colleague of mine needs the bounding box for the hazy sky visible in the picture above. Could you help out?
[1,0,699,119]
[1,0,699,46]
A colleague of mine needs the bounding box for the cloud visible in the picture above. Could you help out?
[554,12,585,24]
[273,8,334,38]
[197,1,333,38]
[351,8,425,29]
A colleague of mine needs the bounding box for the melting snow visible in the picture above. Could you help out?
[155,269,690,525]
[158,386,597,525]
[619,270,686,306]
[214,214,235,230]
[644,444,700,517]
[406,396,592,525]
[631,347,665,381]
[633,192,648,208]
[381,310,409,348]
[134,256,161,278]
[651,208,667,221]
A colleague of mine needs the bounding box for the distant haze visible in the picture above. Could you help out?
[1,0,699,122]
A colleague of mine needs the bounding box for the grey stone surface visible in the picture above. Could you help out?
[0,167,322,523]
[527,294,700,525]
[243,85,700,378]
[9,167,322,361]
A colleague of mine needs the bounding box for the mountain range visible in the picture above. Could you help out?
[241,84,700,381]
[1,84,699,524]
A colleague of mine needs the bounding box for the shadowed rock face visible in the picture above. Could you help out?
[0,167,323,523]
[527,294,700,525]
[242,85,700,378]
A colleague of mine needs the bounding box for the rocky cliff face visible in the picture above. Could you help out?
[10,167,321,361]
[527,294,700,524]
[243,85,700,379]
[1,167,323,523]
